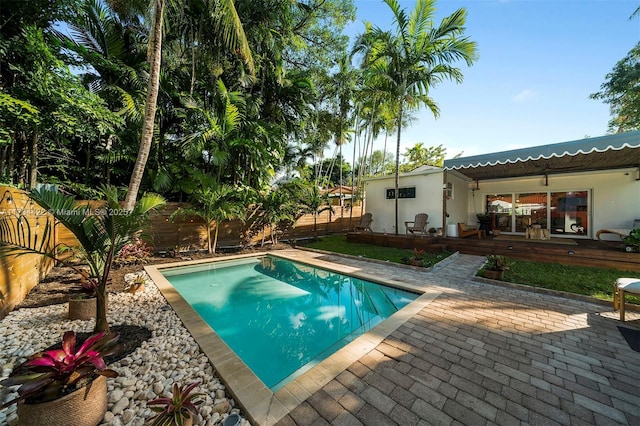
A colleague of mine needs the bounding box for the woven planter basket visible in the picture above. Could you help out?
[17,375,107,426]
[68,298,97,320]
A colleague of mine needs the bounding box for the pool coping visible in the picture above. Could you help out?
[145,250,442,426]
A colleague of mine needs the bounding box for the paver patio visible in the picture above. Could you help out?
[274,251,640,425]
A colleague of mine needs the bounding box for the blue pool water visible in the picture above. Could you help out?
[161,256,418,390]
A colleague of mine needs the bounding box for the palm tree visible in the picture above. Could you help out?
[0,186,165,332]
[258,187,298,245]
[171,184,244,254]
[123,0,255,210]
[332,53,358,216]
[353,0,477,234]
[289,181,333,239]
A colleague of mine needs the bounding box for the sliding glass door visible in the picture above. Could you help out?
[515,193,548,233]
[550,191,589,236]
[485,190,589,236]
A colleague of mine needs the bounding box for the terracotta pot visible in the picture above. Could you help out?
[409,259,423,267]
[483,270,505,280]
[68,297,96,320]
[17,375,107,426]
[127,282,145,294]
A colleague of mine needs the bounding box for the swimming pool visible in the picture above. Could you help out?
[161,255,419,390]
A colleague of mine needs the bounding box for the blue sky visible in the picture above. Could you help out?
[336,0,639,161]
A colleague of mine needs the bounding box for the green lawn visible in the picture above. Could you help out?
[303,235,640,303]
[499,260,640,303]
[302,235,453,267]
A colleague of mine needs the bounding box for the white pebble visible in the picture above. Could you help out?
[112,397,130,415]
[109,389,124,403]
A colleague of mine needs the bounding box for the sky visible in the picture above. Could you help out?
[334,0,640,161]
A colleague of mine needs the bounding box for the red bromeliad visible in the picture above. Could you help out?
[1,331,121,406]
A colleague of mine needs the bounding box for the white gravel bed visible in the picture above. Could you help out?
[0,272,249,426]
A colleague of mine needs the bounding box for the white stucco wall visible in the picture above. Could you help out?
[443,171,470,233]
[465,168,640,239]
[364,168,445,234]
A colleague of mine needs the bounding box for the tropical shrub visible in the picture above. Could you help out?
[113,238,154,267]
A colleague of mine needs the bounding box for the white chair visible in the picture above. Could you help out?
[613,278,640,321]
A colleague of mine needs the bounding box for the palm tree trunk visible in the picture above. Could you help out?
[123,0,164,210]
[394,104,403,235]
[29,133,38,190]
[213,225,219,254]
[383,132,388,172]
[95,246,115,333]
[349,107,360,230]
[339,143,343,218]
[313,213,318,239]
[207,222,213,254]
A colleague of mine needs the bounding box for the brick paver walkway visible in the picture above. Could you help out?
[276,253,640,425]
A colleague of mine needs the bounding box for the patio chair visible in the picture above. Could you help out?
[458,223,485,239]
[354,213,373,232]
[613,278,640,321]
[405,213,429,237]
[596,219,640,241]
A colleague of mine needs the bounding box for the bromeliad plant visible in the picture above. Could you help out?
[484,254,513,271]
[0,331,121,407]
[147,381,204,426]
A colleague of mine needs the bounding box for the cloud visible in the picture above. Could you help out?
[513,89,535,103]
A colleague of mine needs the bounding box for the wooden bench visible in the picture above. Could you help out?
[458,223,485,239]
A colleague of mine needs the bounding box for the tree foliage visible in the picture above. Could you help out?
[400,143,446,171]
[590,42,640,133]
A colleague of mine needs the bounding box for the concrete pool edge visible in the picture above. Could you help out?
[145,250,442,426]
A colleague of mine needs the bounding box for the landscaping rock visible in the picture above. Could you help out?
[0,272,248,426]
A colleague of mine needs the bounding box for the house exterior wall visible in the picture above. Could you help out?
[364,171,445,234]
[465,168,640,239]
[444,172,470,233]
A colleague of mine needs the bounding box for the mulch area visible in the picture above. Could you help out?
[16,243,294,310]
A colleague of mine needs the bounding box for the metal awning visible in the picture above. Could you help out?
[443,131,640,181]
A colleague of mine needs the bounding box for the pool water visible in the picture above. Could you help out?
[161,256,418,390]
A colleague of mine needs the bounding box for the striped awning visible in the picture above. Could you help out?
[444,131,640,181]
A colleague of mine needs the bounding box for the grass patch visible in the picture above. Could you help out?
[302,235,453,267]
[487,259,640,303]
[304,235,640,304]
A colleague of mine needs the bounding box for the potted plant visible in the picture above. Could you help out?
[147,381,204,426]
[428,227,437,237]
[476,213,491,225]
[623,229,640,253]
[482,254,513,280]
[126,274,147,294]
[402,248,427,267]
[1,330,121,426]
[68,273,99,320]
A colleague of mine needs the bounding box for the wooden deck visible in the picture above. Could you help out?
[347,232,640,272]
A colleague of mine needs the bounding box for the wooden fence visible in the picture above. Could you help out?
[147,203,363,251]
[0,186,55,318]
[0,189,363,316]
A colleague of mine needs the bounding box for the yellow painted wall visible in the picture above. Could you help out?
[0,186,54,318]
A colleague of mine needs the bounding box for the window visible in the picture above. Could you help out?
[386,187,416,199]
[445,182,453,199]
